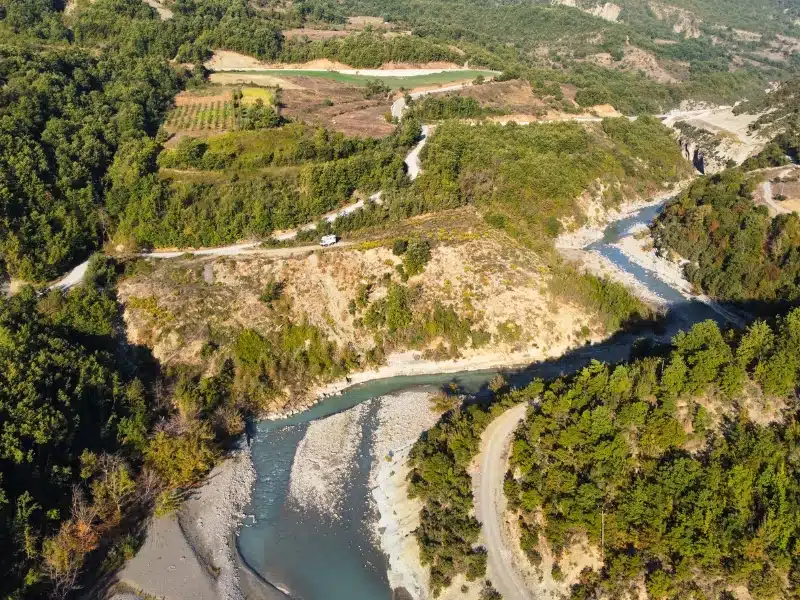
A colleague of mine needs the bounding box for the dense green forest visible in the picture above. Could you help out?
[114,120,418,250]
[509,312,800,599]
[0,257,186,599]
[415,116,692,249]
[337,0,789,105]
[412,310,800,599]
[408,398,500,593]
[0,44,181,280]
[652,170,800,304]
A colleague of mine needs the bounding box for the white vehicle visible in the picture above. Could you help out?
[320,234,338,247]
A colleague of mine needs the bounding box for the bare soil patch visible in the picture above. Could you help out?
[142,0,172,19]
[205,50,466,74]
[732,28,762,42]
[586,45,680,83]
[205,51,354,71]
[621,45,679,83]
[649,2,701,38]
[282,27,411,40]
[346,15,386,28]
[280,76,394,137]
[208,72,302,89]
[282,28,351,40]
[448,80,548,114]
[174,90,231,107]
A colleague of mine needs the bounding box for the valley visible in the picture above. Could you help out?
[3,1,800,600]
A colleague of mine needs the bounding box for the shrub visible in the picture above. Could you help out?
[145,424,217,489]
[259,278,284,305]
[403,239,432,276]
[392,238,409,255]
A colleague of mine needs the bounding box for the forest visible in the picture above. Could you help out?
[411,310,800,599]
[509,312,800,599]
[0,44,180,280]
[415,116,692,250]
[653,170,800,305]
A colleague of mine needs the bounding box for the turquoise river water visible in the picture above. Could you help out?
[236,197,727,599]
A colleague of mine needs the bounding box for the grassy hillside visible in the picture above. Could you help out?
[414,116,693,249]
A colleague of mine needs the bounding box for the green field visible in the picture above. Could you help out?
[240,87,275,104]
[219,69,498,89]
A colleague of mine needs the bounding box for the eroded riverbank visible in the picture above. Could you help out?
[118,182,735,600]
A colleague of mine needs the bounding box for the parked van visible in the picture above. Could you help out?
[320,234,338,247]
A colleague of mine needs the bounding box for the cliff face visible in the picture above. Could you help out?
[117,208,609,414]
[550,0,622,22]
[664,106,773,174]
[677,135,707,173]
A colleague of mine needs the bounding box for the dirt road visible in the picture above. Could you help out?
[50,243,354,290]
[474,403,534,600]
[145,241,354,260]
[391,82,476,119]
[404,125,431,180]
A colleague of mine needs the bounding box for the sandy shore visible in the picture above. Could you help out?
[270,342,589,422]
[372,446,429,599]
[114,514,217,600]
[614,226,694,296]
[288,401,371,519]
[561,247,668,308]
[370,391,483,600]
[113,440,255,600]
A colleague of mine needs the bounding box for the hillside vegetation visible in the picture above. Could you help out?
[653,170,800,305]
[117,209,650,410]
[415,116,692,248]
[509,312,800,599]
[0,257,232,599]
[411,309,800,599]
[114,121,419,250]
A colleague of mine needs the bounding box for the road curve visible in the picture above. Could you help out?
[474,403,535,600]
[47,97,719,291]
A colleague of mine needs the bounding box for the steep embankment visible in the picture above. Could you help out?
[116,209,618,415]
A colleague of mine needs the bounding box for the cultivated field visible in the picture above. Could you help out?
[229,69,493,90]
[279,76,394,137]
[163,86,277,136]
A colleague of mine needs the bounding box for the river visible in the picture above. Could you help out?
[235,193,726,600]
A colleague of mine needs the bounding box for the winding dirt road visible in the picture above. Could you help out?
[49,97,726,292]
[474,403,534,600]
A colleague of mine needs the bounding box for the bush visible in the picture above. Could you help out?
[145,424,217,489]
[392,238,409,255]
[259,278,284,305]
[403,239,432,276]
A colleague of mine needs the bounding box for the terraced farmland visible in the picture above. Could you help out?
[164,87,277,134]
[165,100,236,131]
